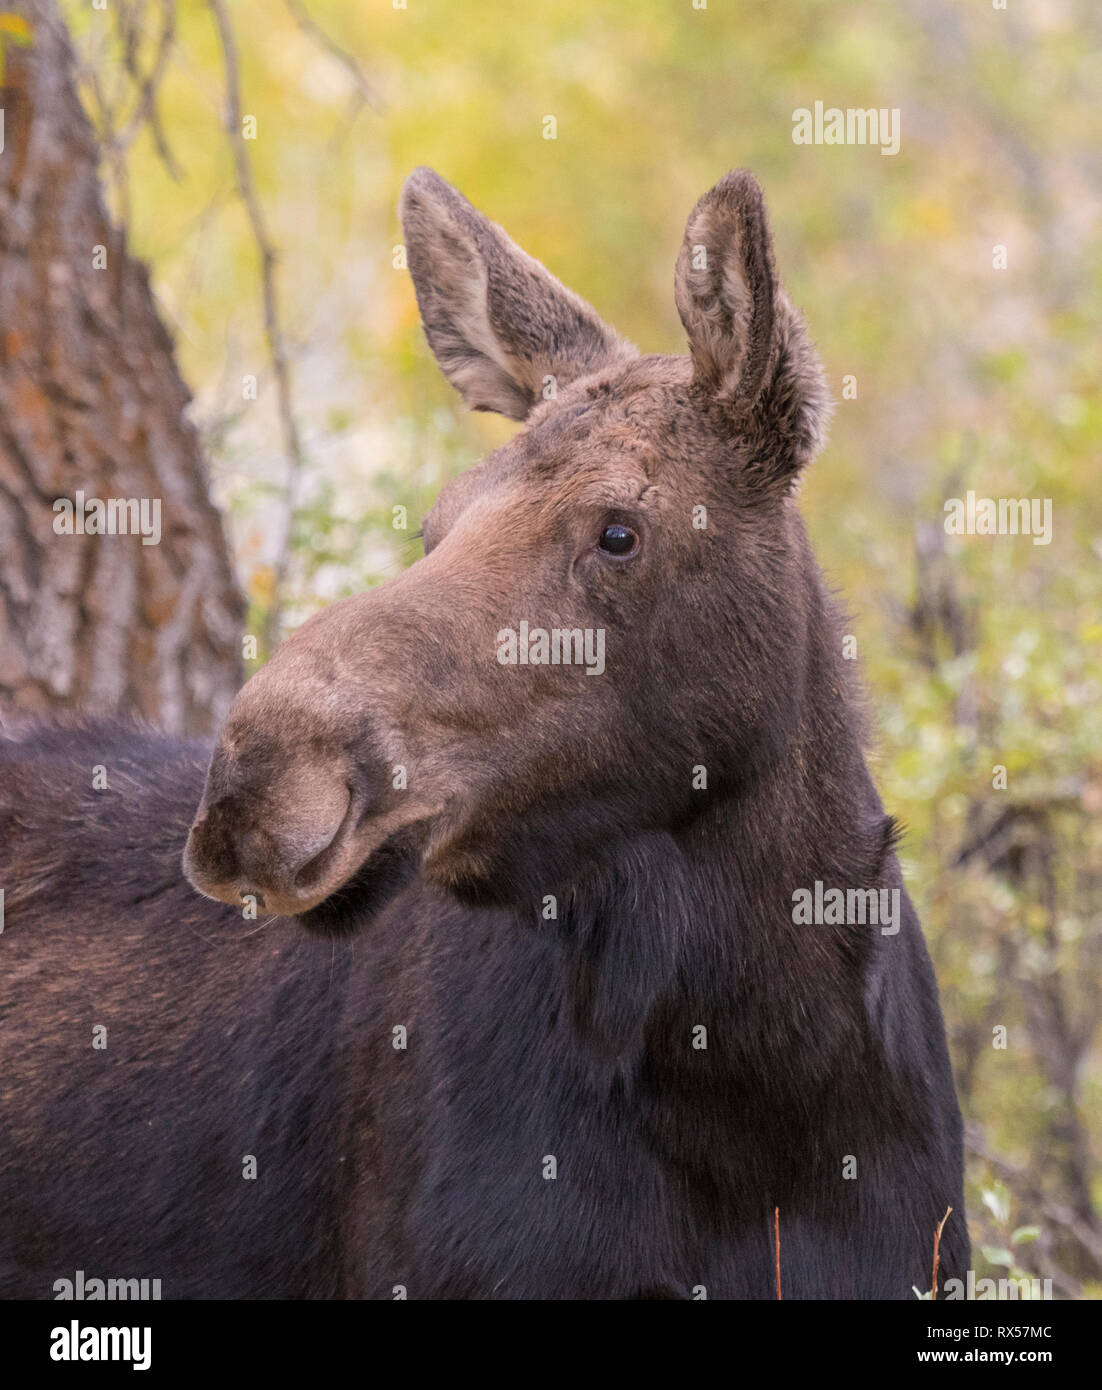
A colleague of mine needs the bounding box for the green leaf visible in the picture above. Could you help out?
[981,1186,1011,1225]
[982,1245,1015,1268]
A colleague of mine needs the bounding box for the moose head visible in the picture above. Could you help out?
[183,168,831,928]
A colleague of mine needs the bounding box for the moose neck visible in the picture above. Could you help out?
[683,549,886,909]
[690,682,886,912]
[555,573,892,1074]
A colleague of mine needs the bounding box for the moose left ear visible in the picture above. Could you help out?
[401,167,635,420]
[675,170,831,485]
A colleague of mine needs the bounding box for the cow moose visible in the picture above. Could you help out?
[0,168,967,1299]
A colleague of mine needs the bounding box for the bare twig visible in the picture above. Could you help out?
[966,1129,1102,1269]
[931,1205,951,1300]
[67,0,377,650]
[208,0,307,654]
[282,0,380,111]
[112,0,183,180]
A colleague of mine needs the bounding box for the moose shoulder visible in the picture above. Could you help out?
[0,169,967,1299]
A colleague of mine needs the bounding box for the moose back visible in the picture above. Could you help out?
[0,169,967,1299]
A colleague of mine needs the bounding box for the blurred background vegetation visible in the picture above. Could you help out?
[19,0,1102,1294]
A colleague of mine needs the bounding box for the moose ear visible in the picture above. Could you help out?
[675,170,831,484]
[400,167,633,420]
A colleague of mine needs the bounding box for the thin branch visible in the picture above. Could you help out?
[930,1206,951,1300]
[77,35,123,150]
[112,0,183,181]
[282,0,380,111]
[966,1128,1102,1268]
[326,87,371,155]
[208,0,307,654]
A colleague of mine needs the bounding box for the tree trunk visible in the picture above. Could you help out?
[0,0,243,735]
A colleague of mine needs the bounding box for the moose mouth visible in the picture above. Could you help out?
[292,823,424,937]
[184,764,431,927]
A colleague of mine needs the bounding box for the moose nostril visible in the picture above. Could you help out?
[185,755,360,907]
[289,791,359,892]
[287,817,350,872]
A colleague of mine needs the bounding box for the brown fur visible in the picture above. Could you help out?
[184,170,835,920]
[0,170,967,1299]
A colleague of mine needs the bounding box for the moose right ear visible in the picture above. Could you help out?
[400,167,633,420]
[675,171,831,486]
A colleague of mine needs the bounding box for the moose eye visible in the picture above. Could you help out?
[598,523,639,557]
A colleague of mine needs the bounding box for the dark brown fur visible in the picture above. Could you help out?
[0,170,967,1298]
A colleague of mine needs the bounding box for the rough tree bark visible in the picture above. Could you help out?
[0,0,243,735]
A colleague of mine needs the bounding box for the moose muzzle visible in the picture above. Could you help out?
[182,601,413,918]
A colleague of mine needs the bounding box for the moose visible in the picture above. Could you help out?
[0,168,967,1299]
